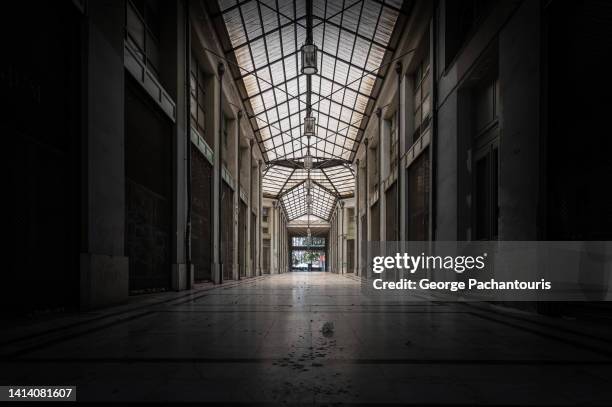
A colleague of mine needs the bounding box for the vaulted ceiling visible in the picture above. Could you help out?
[209,0,408,221]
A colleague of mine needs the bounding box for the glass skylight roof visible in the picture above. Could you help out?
[280,182,336,221]
[214,0,403,220]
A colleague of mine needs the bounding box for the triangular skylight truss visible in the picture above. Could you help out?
[280,182,336,221]
[210,0,407,221]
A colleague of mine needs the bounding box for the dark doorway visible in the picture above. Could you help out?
[361,215,367,274]
[125,78,172,292]
[473,144,498,240]
[407,150,430,240]
[471,76,499,241]
[263,239,271,274]
[251,211,256,275]
[239,200,247,278]
[192,149,213,282]
[221,181,234,280]
[385,181,398,240]
[370,202,380,242]
[346,239,355,272]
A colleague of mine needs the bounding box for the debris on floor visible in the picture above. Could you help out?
[321,321,334,337]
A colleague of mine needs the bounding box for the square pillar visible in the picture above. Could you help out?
[377,109,386,241]
[257,160,263,275]
[231,115,240,281]
[210,64,223,284]
[80,1,128,309]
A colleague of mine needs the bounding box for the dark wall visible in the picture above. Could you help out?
[370,202,380,242]
[125,78,172,292]
[545,0,612,240]
[4,2,82,314]
[385,182,398,240]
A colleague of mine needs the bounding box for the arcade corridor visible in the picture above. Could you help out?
[4,0,612,404]
[3,272,612,403]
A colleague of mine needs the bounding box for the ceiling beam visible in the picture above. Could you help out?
[312,17,393,53]
[256,0,306,29]
[312,0,363,30]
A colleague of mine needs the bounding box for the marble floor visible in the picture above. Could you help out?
[1,272,612,404]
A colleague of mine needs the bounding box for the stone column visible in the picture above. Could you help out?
[364,137,369,242]
[355,159,360,275]
[232,111,241,281]
[339,200,345,274]
[257,159,263,275]
[246,139,253,277]
[396,61,406,242]
[166,0,191,291]
[212,62,224,284]
[271,200,278,273]
[377,107,386,241]
[80,1,128,309]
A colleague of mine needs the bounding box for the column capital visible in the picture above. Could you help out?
[395,61,402,75]
[217,61,225,77]
[375,107,382,118]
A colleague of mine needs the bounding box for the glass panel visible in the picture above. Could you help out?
[218,0,402,214]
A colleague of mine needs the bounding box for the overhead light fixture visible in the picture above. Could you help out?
[304,116,315,138]
[301,43,318,75]
[304,153,313,170]
[305,179,312,191]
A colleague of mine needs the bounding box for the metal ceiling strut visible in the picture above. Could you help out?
[211,0,406,220]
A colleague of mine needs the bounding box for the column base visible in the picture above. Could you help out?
[172,263,194,291]
[213,262,222,284]
[80,253,128,310]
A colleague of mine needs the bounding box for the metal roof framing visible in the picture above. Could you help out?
[208,0,408,221]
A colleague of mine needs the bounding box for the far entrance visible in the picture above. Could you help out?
[290,236,326,272]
